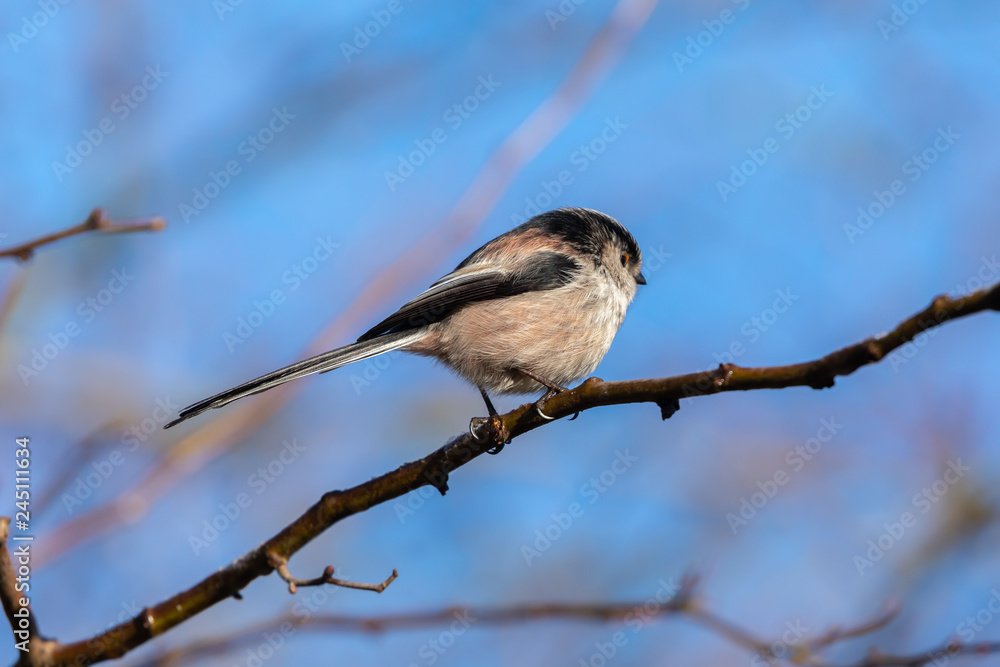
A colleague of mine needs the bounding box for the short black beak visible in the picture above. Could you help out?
[635,272,647,286]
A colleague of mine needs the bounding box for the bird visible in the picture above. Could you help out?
[164,207,645,439]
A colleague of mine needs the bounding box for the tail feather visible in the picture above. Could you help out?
[164,330,425,429]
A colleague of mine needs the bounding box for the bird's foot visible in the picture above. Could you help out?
[533,388,580,422]
[517,368,580,421]
[469,416,489,438]
[469,414,508,454]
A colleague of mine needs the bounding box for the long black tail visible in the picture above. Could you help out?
[164,329,425,429]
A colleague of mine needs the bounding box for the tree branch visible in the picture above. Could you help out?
[0,208,165,262]
[29,281,1000,664]
[841,641,1000,666]
[807,599,901,653]
[123,580,989,667]
[266,552,397,595]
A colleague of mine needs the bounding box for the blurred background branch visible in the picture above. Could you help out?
[0,208,164,263]
[117,576,997,667]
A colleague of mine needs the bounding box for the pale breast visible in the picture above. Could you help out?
[414,276,630,394]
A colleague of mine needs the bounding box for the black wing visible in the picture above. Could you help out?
[357,251,580,341]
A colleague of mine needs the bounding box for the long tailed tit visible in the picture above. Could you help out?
[165,207,645,435]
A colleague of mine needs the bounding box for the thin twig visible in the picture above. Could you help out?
[838,640,1000,666]
[808,600,902,653]
[684,603,774,656]
[0,208,165,262]
[0,270,27,335]
[267,552,397,594]
[37,280,1000,665]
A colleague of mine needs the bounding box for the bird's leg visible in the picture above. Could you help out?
[517,369,579,421]
[470,388,507,454]
[480,388,498,417]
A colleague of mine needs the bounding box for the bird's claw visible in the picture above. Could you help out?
[469,415,508,454]
[469,417,489,439]
[535,397,556,421]
[534,381,576,422]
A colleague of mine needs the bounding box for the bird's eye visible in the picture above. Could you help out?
[620,253,629,267]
